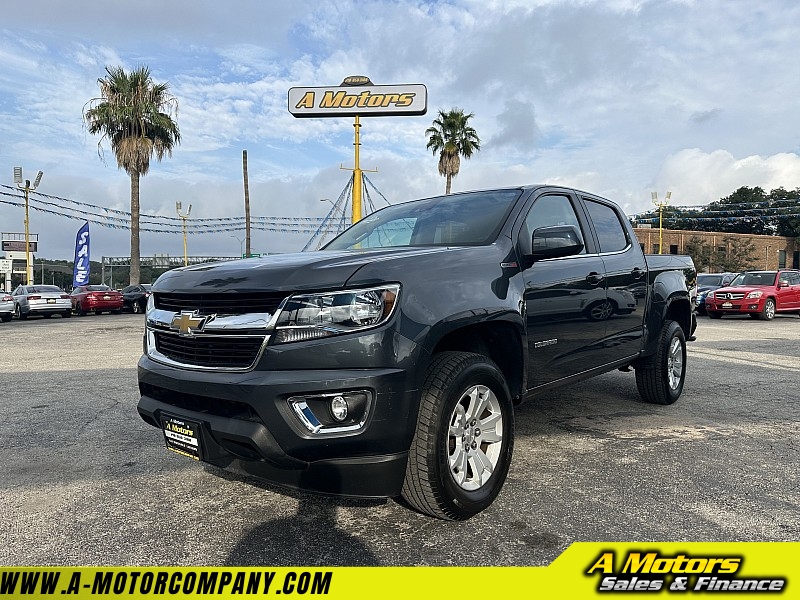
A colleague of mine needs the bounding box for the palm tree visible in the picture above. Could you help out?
[84,66,181,285]
[425,108,481,195]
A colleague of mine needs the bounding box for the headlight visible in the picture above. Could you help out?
[273,284,400,344]
[746,290,763,299]
[707,292,715,299]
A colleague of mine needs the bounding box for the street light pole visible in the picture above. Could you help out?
[14,167,43,285]
[230,235,244,257]
[176,202,192,266]
[651,190,671,255]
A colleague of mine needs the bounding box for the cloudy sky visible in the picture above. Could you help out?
[2,0,800,262]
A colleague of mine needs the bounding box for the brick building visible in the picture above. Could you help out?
[632,227,800,272]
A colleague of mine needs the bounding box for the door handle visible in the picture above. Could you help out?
[631,267,644,280]
[586,272,604,286]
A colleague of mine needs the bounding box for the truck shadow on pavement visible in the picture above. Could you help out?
[216,468,383,566]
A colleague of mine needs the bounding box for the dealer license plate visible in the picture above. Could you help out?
[103,295,111,300]
[722,302,732,308]
[47,299,56,303]
[161,415,202,460]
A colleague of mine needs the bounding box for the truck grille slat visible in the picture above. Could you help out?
[154,332,264,368]
[155,292,286,316]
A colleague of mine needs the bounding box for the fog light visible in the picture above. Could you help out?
[330,396,348,421]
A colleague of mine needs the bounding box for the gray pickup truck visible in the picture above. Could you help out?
[137,185,696,520]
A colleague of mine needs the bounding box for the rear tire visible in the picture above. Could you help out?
[635,320,686,405]
[63,310,72,318]
[77,304,87,316]
[15,305,26,320]
[401,352,514,520]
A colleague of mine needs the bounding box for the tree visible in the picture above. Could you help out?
[683,236,715,272]
[716,235,759,272]
[84,66,181,284]
[425,108,480,194]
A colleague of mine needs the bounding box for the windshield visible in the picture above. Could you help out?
[730,272,777,286]
[697,275,723,286]
[324,189,522,250]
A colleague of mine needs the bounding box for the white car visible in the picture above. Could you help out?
[0,292,13,322]
[11,285,72,319]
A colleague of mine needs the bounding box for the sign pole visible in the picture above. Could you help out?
[352,115,362,224]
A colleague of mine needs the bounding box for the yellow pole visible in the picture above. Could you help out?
[24,185,32,284]
[658,204,663,255]
[352,115,362,224]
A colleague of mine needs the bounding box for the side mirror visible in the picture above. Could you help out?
[779,279,789,288]
[530,225,585,261]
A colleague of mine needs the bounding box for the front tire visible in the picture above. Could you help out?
[15,305,26,320]
[401,352,514,520]
[759,298,776,321]
[635,320,686,405]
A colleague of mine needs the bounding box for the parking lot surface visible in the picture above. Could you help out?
[1,313,798,566]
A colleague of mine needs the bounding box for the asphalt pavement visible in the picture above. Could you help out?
[1,313,797,566]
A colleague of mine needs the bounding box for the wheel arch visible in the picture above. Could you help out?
[428,320,525,404]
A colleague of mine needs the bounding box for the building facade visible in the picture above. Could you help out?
[633,227,800,272]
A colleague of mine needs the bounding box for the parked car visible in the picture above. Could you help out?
[695,272,738,315]
[11,285,72,319]
[121,284,152,314]
[705,269,800,320]
[1,293,14,322]
[70,285,124,316]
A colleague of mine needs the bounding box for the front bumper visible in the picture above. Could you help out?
[136,352,420,498]
[705,297,764,314]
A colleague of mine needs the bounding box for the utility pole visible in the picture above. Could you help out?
[651,191,671,254]
[176,201,192,266]
[243,150,251,258]
[13,167,43,285]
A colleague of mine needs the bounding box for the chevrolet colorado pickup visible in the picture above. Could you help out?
[137,185,696,520]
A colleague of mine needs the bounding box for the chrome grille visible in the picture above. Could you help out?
[717,293,745,300]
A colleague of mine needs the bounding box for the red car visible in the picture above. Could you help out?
[705,270,800,320]
[70,285,124,316]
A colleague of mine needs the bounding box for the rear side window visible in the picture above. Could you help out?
[583,199,629,253]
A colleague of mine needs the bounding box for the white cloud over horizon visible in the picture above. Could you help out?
[2,0,800,265]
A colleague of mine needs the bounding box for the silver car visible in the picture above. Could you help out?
[0,292,13,322]
[11,284,72,319]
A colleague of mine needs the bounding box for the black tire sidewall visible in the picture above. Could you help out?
[431,359,514,518]
[661,321,686,403]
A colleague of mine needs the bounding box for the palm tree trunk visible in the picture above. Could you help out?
[130,171,141,285]
[446,173,452,195]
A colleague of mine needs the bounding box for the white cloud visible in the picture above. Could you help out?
[653,149,800,209]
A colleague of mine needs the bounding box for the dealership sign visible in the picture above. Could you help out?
[2,239,37,252]
[288,77,427,118]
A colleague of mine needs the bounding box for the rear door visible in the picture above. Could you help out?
[579,196,648,363]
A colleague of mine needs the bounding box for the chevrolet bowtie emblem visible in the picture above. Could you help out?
[170,311,207,337]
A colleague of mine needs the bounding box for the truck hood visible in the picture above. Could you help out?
[152,247,468,293]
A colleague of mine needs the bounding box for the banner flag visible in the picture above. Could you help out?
[72,222,90,288]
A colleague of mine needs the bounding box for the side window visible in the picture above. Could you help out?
[523,195,585,254]
[583,199,629,253]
